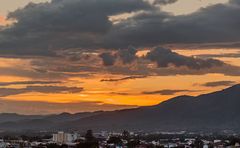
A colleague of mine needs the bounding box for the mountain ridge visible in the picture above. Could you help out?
[1,84,240,132]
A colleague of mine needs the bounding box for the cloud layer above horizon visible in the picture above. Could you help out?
[0,0,240,114]
[0,0,240,77]
[1,0,240,55]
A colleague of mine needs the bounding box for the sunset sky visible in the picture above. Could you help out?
[0,0,240,114]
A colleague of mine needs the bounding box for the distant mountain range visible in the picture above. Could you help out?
[1,84,240,132]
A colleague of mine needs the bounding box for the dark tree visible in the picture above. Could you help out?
[122,130,130,140]
[46,143,60,148]
[194,138,204,148]
[85,130,94,141]
[127,139,140,148]
[77,130,99,148]
[107,136,123,146]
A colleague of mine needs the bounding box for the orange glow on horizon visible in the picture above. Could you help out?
[0,49,239,113]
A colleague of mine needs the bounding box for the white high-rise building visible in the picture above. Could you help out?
[52,132,78,143]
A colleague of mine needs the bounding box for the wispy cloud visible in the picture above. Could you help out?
[0,81,61,86]
[143,89,200,95]
[101,76,147,82]
[201,81,237,87]
[0,85,83,97]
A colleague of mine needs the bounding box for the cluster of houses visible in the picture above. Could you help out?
[1,131,240,147]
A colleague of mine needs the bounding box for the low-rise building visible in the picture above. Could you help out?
[52,131,78,144]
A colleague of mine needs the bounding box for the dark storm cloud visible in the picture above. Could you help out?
[0,85,83,97]
[202,81,237,87]
[229,0,240,5]
[101,76,147,82]
[25,47,240,78]
[0,0,153,56]
[106,0,240,48]
[1,0,240,56]
[0,0,240,78]
[118,47,137,64]
[99,52,116,66]
[99,47,138,66]
[143,89,198,95]
[145,47,224,69]
[0,81,61,86]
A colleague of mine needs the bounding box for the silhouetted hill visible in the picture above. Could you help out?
[1,85,240,132]
[0,113,44,123]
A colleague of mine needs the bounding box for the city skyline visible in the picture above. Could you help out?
[0,0,240,114]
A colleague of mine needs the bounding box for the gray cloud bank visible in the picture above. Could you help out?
[0,80,61,86]
[0,0,240,56]
[0,0,239,79]
[202,81,237,87]
[0,85,83,97]
[145,47,224,69]
[143,89,199,95]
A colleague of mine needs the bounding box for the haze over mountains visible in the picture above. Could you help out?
[1,84,240,132]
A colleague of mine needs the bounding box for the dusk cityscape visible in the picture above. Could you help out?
[0,0,240,147]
